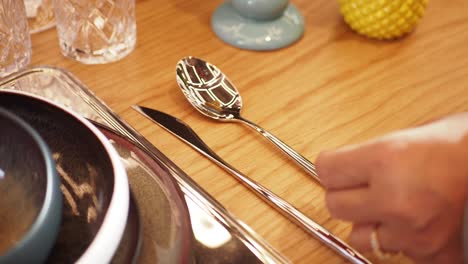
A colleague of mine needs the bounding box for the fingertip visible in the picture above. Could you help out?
[315,150,329,170]
[324,192,337,217]
[316,150,333,185]
[348,224,374,253]
[324,188,375,222]
[317,143,373,190]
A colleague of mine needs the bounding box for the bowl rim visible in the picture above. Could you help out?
[0,106,62,262]
[0,90,130,263]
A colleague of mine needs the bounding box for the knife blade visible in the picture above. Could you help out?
[133,105,372,264]
[132,105,220,159]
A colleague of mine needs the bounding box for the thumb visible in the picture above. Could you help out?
[316,142,377,190]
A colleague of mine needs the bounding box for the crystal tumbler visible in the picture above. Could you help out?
[24,0,55,33]
[0,0,31,78]
[52,0,136,64]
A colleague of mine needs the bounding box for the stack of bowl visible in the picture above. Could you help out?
[0,90,130,263]
[0,107,61,263]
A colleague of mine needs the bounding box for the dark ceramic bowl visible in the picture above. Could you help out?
[0,107,62,263]
[0,90,129,263]
[96,123,194,263]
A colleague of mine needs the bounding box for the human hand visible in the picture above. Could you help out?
[316,113,468,264]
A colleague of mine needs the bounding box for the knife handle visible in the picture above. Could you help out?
[195,138,371,264]
[136,106,371,264]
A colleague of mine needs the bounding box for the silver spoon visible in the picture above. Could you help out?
[176,56,320,184]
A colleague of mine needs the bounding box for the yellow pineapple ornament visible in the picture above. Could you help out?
[339,0,428,40]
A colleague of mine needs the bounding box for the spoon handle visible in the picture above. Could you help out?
[235,116,321,184]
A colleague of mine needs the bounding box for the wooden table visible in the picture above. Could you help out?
[30,0,468,263]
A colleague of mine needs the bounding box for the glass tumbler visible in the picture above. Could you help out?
[52,0,137,64]
[0,0,32,78]
[24,0,55,33]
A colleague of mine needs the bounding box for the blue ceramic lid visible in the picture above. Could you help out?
[211,0,304,51]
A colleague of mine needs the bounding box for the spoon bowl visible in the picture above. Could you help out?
[176,56,320,182]
[176,56,243,121]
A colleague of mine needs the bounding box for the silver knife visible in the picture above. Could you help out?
[133,105,372,264]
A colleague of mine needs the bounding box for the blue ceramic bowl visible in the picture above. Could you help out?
[0,107,62,264]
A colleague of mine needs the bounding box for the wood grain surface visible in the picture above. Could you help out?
[29,0,468,263]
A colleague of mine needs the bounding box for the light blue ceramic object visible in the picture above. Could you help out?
[0,107,62,264]
[211,0,305,51]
